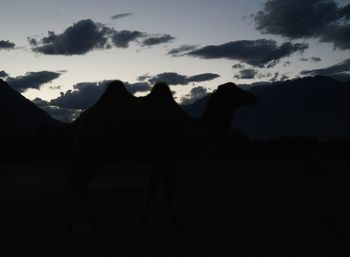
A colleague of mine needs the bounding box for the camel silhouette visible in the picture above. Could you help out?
[63,80,257,233]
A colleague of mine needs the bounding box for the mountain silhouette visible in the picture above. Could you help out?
[0,79,64,134]
[183,76,350,140]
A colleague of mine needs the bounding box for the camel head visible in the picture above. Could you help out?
[202,82,257,133]
[213,82,257,109]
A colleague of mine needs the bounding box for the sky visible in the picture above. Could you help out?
[1,0,349,121]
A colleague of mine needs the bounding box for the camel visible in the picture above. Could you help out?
[63,80,257,233]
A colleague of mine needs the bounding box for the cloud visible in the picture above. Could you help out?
[233,69,288,81]
[124,82,151,94]
[300,58,309,62]
[5,71,62,92]
[311,57,322,62]
[254,0,350,50]
[167,45,198,56]
[50,81,110,109]
[301,58,350,79]
[50,80,151,110]
[0,70,9,78]
[187,73,220,83]
[181,86,209,105]
[111,30,144,48]
[232,63,246,69]
[234,69,259,79]
[33,97,80,122]
[148,72,220,85]
[111,12,133,20]
[137,73,152,82]
[187,39,308,67]
[149,73,188,85]
[142,34,175,46]
[0,40,15,50]
[29,19,112,55]
[29,19,176,54]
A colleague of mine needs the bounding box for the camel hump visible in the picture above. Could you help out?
[104,80,133,97]
[149,82,174,102]
[97,80,135,105]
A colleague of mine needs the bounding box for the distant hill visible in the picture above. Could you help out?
[183,76,350,140]
[0,79,64,134]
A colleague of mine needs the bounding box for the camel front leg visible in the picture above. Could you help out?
[63,174,76,235]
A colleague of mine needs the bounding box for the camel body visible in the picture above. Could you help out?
[64,81,257,233]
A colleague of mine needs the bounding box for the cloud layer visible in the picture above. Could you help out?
[254,0,350,50]
[142,34,175,46]
[6,71,62,92]
[50,80,151,110]
[147,72,220,85]
[111,13,133,20]
[29,19,176,55]
[0,40,15,50]
[187,39,308,67]
[29,19,112,55]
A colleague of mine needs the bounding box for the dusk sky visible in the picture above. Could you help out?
[1,0,350,120]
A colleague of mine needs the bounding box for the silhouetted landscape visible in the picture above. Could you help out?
[1,76,350,256]
[1,0,350,255]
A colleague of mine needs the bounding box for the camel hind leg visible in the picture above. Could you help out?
[141,161,178,227]
[63,161,99,234]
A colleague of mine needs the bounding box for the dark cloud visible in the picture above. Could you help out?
[0,40,15,49]
[301,58,350,78]
[187,73,220,83]
[270,72,280,82]
[148,72,220,85]
[319,23,350,50]
[167,45,198,56]
[300,57,322,62]
[311,57,322,62]
[5,71,62,92]
[142,34,175,46]
[111,30,144,48]
[50,81,110,109]
[125,82,151,94]
[254,0,350,50]
[234,69,259,79]
[29,19,176,54]
[232,63,246,69]
[111,12,133,20]
[233,69,287,81]
[181,86,209,105]
[33,97,80,122]
[0,70,9,78]
[187,39,308,67]
[149,72,188,85]
[30,19,112,55]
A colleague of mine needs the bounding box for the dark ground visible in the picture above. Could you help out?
[0,159,349,257]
